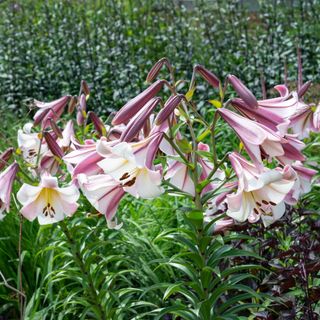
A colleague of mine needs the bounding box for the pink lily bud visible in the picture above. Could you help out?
[44,132,64,159]
[298,80,312,98]
[120,98,161,142]
[0,148,14,171]
[33,96,70,128]
[227,75,258,109]
[194,65,220,88]
[81,80,90,96]
[68,96,77,114]
[77,94,87,126]
[88,111,106,137]
[50,119,63,139]
[146,58,172,83]
[155,94,184,125]
[112,79,165,125]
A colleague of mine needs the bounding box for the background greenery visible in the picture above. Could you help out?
[0,0,320,319]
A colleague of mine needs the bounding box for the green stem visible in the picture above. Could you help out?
[59,221,106,320]
[163,133,189,164]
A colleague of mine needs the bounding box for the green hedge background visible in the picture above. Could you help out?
[1,0,320,115]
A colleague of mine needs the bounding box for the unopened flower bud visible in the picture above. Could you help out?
[88,111,106,137]
[146,58,172,83]
[298,80,312,98]
[120,97,161,142]
[112,79,165,125]
[155,94,184,125]
[77,94,87,126]
[0,148,14,171]
[194,65,220,88]
[81,80,90,97]
[68,96,77,114]
[228,75,258,109]
[50,119,63,139]
[44,132,64,158]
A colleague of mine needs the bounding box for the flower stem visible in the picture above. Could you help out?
[59,221,106,320]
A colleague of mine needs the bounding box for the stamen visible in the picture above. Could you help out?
[262,200,269,205]
[269,201,276,206]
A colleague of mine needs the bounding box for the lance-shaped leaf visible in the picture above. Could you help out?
[155,94,184,125]
[88,111,106,137]
[0,148,14,171]
[120,97,161,142]
[112,79,165,125]
[193,64,220,88]
[228,75,258,109]
[44,132,64,159]
[146,57,173,83]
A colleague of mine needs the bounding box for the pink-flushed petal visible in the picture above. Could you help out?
[72,152,104,177]
[57,184,80,205]
[20,195,46,221]
[165,160,195,196]
[16,184,42,205]
[227,190,254,222]
[125,168,163,199]
[289,107,313,139]
[78,174,125,221]
[40,175,59,189]
[261,201,285,227]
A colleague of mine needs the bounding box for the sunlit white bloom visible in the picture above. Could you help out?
[98,140,163,199]
[226,152,295,227]
[17,174,80,225]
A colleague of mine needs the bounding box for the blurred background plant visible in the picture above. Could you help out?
[0,0,320,319]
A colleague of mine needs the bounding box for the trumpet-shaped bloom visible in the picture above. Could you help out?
[218,108,285,165]
[17,123,47,166]
[0,162,19,219]
[226,152,294,227]
[78,174,125,229]
[98,138,163,199]
[282,162,317,205]
[17,174,80,225]
[289,104,320,139]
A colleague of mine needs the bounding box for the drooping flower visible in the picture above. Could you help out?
[226,152,295,227]
[97,133,164,199]
[33,96,70,129]
[282,162,317,205]
[0,162,19,220]
[289,103,320,139]
[17,174,80,225]
[218,108,285,165]
[78,174,125,229]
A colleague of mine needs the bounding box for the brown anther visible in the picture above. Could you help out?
[262,200,269,205]
[253,208,259,215]
[269,201,276,206]
[124,177,136,187]
[119,172,130,181]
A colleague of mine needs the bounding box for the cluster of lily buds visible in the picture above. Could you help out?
[2,58,317,231]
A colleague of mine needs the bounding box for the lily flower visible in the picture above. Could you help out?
[218,108,285,165]
[282,162,317,205]
[0,162,19,220]
[226,152,295,227]
[97,133,164,199]
[78,174,125,229]
[17,174,80,225]
[17,123,47,166]
[63,138,104,177]
[33,96,70,129]
[289,103,320,139]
